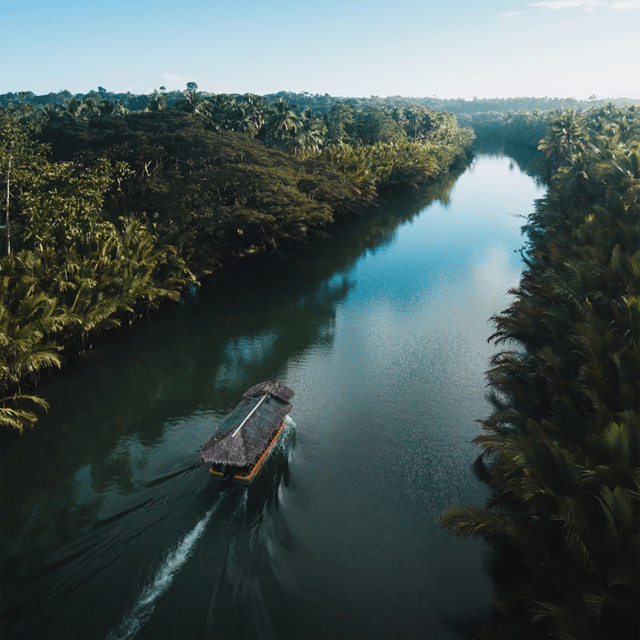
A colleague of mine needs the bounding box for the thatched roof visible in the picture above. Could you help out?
[243,380,294,404]
[200,381,294,470]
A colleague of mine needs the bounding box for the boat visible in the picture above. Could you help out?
[200,381,295,485]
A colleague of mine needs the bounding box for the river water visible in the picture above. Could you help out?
[1,151,544,640]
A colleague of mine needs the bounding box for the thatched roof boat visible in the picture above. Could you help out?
[200,381,294,485]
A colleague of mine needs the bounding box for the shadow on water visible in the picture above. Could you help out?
[1,460,214,639]
[1,172,464,639]
[2,422,297,640]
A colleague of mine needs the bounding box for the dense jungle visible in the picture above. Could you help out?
[1,89,638,640]
[1,90,474,429]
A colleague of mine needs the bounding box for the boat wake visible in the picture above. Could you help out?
[106,503,218,640]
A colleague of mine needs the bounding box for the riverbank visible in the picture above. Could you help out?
[440,104,640,639]
[1,99,473,431]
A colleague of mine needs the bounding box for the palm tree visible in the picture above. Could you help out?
[1,104,48,256]
[538,109,587,168]
[60,220,194,351]
[0,393,50,430]
[62,96,87,120]
[97,99,128,116]
[440,105,640,638]
[231,95,267,136]
[285,108,326,158]
[40,103,63,120]
[264,98,301,142]
[0,257,75,431]
[324,101,356,144]
[395,105,434,142]
[204,93,237,131]
[81,97,101,117]
[146,92,167,112]
[175,89,207,115]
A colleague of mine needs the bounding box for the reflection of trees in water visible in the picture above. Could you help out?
[472,140,543,184]
[0,169,462,572]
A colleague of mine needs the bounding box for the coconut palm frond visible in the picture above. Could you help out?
[0,393,49,432]
[531,600,593,640]
[438,504,510,539]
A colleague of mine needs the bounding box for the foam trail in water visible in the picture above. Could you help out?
[107,505,217,640]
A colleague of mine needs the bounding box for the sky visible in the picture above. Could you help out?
[1,0,639,100]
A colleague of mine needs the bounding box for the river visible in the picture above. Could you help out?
[1,150,545,640]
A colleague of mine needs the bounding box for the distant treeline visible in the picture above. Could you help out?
[1,92,473,431]
[5,87,637,155]
[441,105,640,638]
[3,87,639,115]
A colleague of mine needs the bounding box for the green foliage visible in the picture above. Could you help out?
[0,221,195,431]
[17,157,119,249]
[322,137,469,197]
[1,94,470,431]
[0,393,50,432]
[0,103,49,255]
[0,262,68,432]
[324,101,357,144]
[37,110,369,265]
[0,107,196,430]
[354,107,407,145]
[440,106,640,638]
[5,90,638,119]
[470,109,551,148]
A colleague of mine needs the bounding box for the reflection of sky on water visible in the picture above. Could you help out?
[276,158,546,639]
[287,153,546,528]
[342,154,543,311]
[330,155,544,382]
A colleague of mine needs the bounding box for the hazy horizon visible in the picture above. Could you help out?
[2,0,639,101]
[3,88,639,103]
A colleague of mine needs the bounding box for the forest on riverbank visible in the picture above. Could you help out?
[1,91,473,431]
[441,105,640,638]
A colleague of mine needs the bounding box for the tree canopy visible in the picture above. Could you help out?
[1,93,473,431]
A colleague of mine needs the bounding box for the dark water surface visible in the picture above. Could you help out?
[1,153,544,640]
